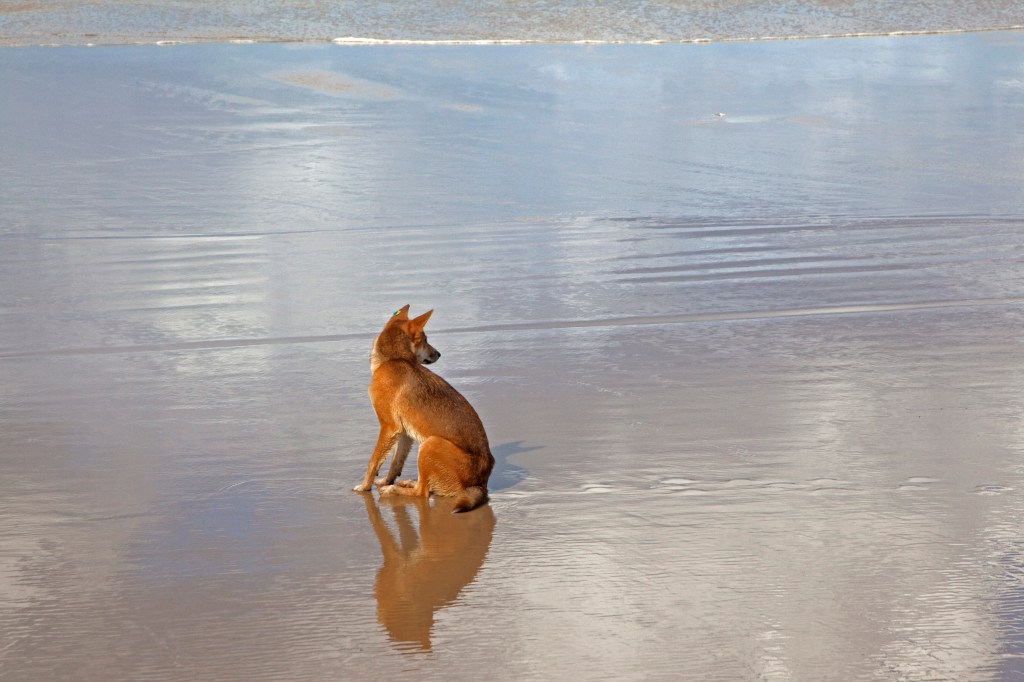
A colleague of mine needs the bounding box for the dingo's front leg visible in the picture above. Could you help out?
[354,428,399,492]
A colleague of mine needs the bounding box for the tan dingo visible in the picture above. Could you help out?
[354,305,494,513]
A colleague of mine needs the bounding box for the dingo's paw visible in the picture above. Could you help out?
[353,483,372,492]
[378,484,397,495]
[396,479,416,488]
[374,477,393,487]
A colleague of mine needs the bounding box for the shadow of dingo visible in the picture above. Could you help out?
[361,493,496,651]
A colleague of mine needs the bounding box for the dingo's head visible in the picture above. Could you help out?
[371,305,440,371]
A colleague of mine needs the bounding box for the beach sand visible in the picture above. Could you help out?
[2,34,1024,680]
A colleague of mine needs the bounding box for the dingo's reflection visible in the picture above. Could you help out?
[361,493,496,650]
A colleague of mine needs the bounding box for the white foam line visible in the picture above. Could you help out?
[2,296,1021,359]
[330,36,666,45]
[330,26,1024,45]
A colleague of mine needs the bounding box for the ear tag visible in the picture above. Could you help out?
[393,309,401,316]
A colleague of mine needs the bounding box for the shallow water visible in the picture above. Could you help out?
[2,34,1024,680]
[1,0,1023,45]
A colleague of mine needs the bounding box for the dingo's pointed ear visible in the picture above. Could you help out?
[391,304,410,320]
[409,309,433,330]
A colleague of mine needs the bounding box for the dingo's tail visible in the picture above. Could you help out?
[453,486,488,513]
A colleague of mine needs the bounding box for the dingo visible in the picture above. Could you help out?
[353,305,494,513]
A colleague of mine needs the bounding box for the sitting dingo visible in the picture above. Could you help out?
[354,305,494,513]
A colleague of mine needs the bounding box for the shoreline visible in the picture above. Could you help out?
[2,24,1022,48]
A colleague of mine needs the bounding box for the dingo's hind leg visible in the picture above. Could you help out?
[379,437,488,512]
[376,434,413,487]
[379,436,457,498]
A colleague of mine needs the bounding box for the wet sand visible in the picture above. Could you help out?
[2,34,1024,680]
